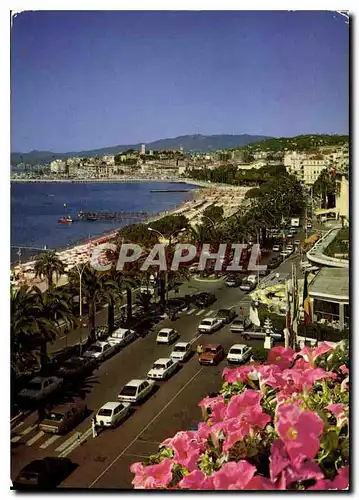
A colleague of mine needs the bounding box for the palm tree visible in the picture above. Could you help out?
[68,264,106,342]
[34,251,65,290]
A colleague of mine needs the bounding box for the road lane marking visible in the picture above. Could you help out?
[11,424,37,442]
[26,431,45,446]
[123,453,149,459]
[189,334,202,345]
[204,310,215,317]
[89,366,204,488]
[40,434,60,449]
[195,309,205,316]
[58,428,93,458]
[187,308,196,315]
[55,432,82,452]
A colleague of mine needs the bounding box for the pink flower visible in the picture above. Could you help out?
[130,459,174,489]
[276,403,324,466]
[267,346,295,370]
[339,364,349,375]
[198,394,224,409]
[163,432,204,471]
[178,469,214,490]
[270,440,290,482]
[327,403,348,427]
[309,465,349,490]
[296,342,334,368]
[245,476,278,490]
[294,357,310,371]
[257,364,284,390]
[226,389,262,417]
[196,422,212,440]
[222,364,257,384]
[211,461,256,489]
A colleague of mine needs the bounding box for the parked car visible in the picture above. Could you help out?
[216,308,237,324]
[230,316,252,333]
[147,358,179,380]
[189,264,198,273]
[258,268,270,277]
[118,379,155,404]
[227,344,253,364]
[170,342,192,362]
[247,274,259,284]
[300,260,312,270]
[13,457,77,490]
[95,401,131,428]
[55,356,97,379]
[198,317,224,333]
[19,376,63,401]
[280,249,291,258]
[267,258,280,270]
[107,328,135,348]
[240,327,283,341]
[194,292,216,308]
[294,239,301,246]
[286,245,294,253]
[82,341,115,361]
[287,233,294,239]
[199,344,225,365]
[239,279,256,292]
[156,328,179,345]
[272,245,281,252]
[39,400,87,435]
[225,274,242,287]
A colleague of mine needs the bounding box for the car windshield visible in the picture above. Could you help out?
[201,320,213,325]
[158,332,168,337]
[25,381,42,391]
[233,319,244,325]
[64,359,81,368]
[112,331,125,339]
[217,310,229,316]
[230,348,244,355]
[45,412,64,421]
[88,345,102,353]
[98,408,113,417]
[203,347,217,354]
[120,385,137,396]
[173,345,185,352]
[19,472,38,481]
[152,363,165,370]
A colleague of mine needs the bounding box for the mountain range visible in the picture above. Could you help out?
[11,134,272,166]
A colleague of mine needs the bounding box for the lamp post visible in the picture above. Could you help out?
[74,262,86,355]
[147,227,186,303]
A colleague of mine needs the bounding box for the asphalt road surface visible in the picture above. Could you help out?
[11,237,311,489]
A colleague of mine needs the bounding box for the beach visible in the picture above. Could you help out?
[11,182,250,290]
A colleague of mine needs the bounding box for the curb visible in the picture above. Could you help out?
[192,275,227,283]
[11,411,28,428]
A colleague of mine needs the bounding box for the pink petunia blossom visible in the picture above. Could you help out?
[326,403,348,427]
[296,342,335,368]
[130,459,174,489]
[211,461,257,490]
[178,469,211,490]
[294,357,310,371]
[269,440,290,482]
[308,466,349,491]
[276,403,324,466]
[226,389,262,417]
[222,364,258,384]
[164,432,204,471]
[267,346,295,370]
[339,364,349,375]
[198,394,224,409]
[245,476,278,490]
[256,364,284,391]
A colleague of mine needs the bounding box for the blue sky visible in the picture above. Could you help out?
[11,10,349,152]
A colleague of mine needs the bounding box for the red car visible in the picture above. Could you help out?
[199,344,225,365]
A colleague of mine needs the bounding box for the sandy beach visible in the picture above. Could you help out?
[11,184,249,290]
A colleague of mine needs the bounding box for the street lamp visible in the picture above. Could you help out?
[147,227,186,303]
[74,262,87,355]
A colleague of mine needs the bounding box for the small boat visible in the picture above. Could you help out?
[58,216,73,224]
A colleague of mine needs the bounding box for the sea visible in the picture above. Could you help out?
[11,181,199,264]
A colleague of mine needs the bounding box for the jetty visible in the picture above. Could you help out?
[77,210,153,221]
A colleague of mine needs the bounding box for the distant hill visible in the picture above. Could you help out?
[11,134,272,166]
[241,134,349,152]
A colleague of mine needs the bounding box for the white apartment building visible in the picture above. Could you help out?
[50,159,67,173]
[283,151,307,177]
[301,157,328,185]
[102,155,115,166]
[236,159,267,170]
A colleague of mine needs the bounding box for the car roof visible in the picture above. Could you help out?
[46,400,85,413]
[113,328,129,334]
[100,401,123,410]
[125,379,146,386]
[174,342,190,348]
[203,343,221,349]
[230,344,248,349]
[94,341,109,347]
[30,376,44,383]
[153,358,172,364]
[159,328,172,334]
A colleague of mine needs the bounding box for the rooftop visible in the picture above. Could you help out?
[309,267,349,301]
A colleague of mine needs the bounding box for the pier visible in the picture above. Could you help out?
[77,210,153,221]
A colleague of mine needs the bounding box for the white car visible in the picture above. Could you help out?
[107,328,135,348]
[280,249,291,258]
[83,341,115,361]
[286,245,294,253]
[170,342,192,362]
[272,245,280,252]
[198,317,223,333]
[118,379,155,404]
[227,344,252,364]
[294,239,301,246]
[95,401,131,428]
[156,328,179,344]
[19,376,63,401]
[147,358,180,380]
